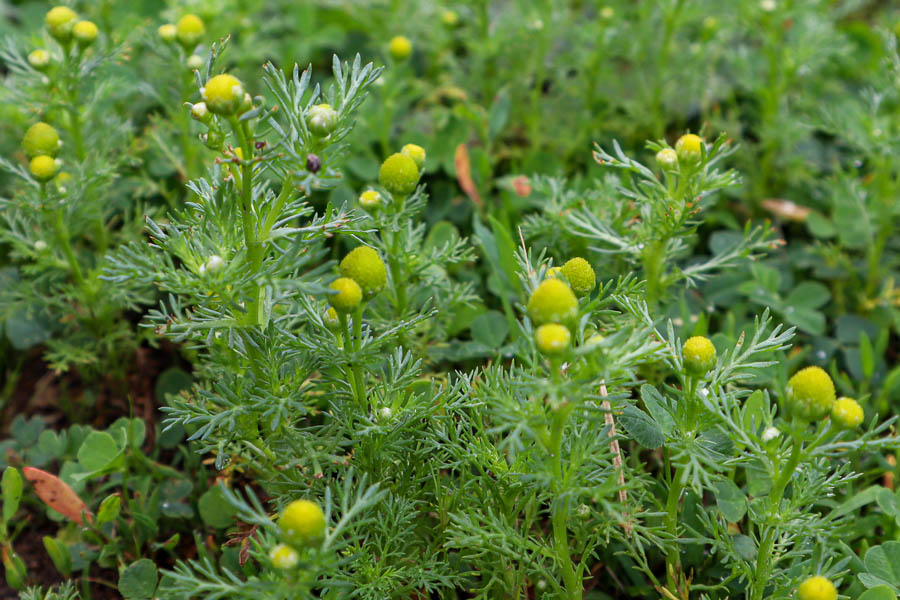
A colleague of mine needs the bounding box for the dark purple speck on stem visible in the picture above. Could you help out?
[306,153,321,173]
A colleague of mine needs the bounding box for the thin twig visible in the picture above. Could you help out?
[600,381,631,534]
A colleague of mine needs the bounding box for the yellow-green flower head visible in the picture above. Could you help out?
[306,103,339,137]
[73,20,98,47]
[323,307,340,331]
[190,102,210,122]
[535,323,571,355]
[268,543,299,569]
[28,49,51,70]
[359,189,382,212]
[278,499,326,548]
[340,246,387,300]
[675,133,704,163]
[401,143,426,169]
[186,55,203,70]
[656,148,678,170]
[831,397,863,429]
[796,576,837,600]
[683,336,716,374]
[55,171,72,192]
[527,279,578,325]
[545,266,562,280]
[560,257,596,297]
[786,366,835,421]
[441,10,459,27]
[441,10,459,26]
[202,74,245,116]
[158,23,176,42]
[29,155,59,182]
[176,14,205,48]
[389,35,412,60]
[378,152,420,197]
[23,123,60,158]
[327,277,362,313]
[45,6,78,42]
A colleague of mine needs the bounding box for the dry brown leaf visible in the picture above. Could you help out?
[454,144,482,208]
[23,467,93,525]
[512,176,531,198]
[761,199,810,222]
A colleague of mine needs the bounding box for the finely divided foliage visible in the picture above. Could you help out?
[2,3,900,600]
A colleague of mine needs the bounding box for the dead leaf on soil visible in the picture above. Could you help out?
[23,467,93,526]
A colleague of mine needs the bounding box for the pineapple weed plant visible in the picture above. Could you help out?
[1,2,900,600]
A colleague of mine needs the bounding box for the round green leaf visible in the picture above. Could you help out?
[118,558,158,599]
[198,486,237,529]
[77,431,120,473]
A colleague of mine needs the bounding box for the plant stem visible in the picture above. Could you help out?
[665,463,686,593]
[749,429,803,600]
[229,118,263,326]
[548,391,580,599]
[642,239,666,311]
[339,312,367,411]
[53,205,86,290]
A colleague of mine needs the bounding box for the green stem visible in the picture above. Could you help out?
[53,205,86,290]
[865,225,890,300]
[339,312,366,411]
[229,118,262,326]
[548,389,580,598]
[749,429,803,600]
[388,219,408,318]
[665,463,686,593]
[260,175,295,238]
[66,101,86,163]
[642,239,666,311]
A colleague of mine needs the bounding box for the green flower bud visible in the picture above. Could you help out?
[204,254,225,273]
[675,133,703,163]
[54,171,71,192]
[158,23,177,42]
[306,103,339,137]
[545,266,562,279]
[339,246,387,300]
[268,543,299,569]
[45,6,78,42]
[401,143,426,169]
[278,499,326,548]
[202,74,245,115]
[831,397,863,429]
[190,102,211,122]
[560,257,596,297]
[23,122,60,158]
[535,323,571,355]
[30,155,59,182]
[73,20,98,47]
[323,307,340,331]
[786,366,835,421]
[796,576,837,600]
[28,49,51,70]
[683,336,716,375]
[176,14,205,49]
[186,55,203,70]
[389,35,412,60]
[441,10,459,26]
[328,277,362,313]
[527,279,578,325]
[378,152,420,197]
[204,130,224,150]
[655,148,678,170]
[359,189,382,212]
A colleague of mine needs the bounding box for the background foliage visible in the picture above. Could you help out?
[1,0,900,599]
